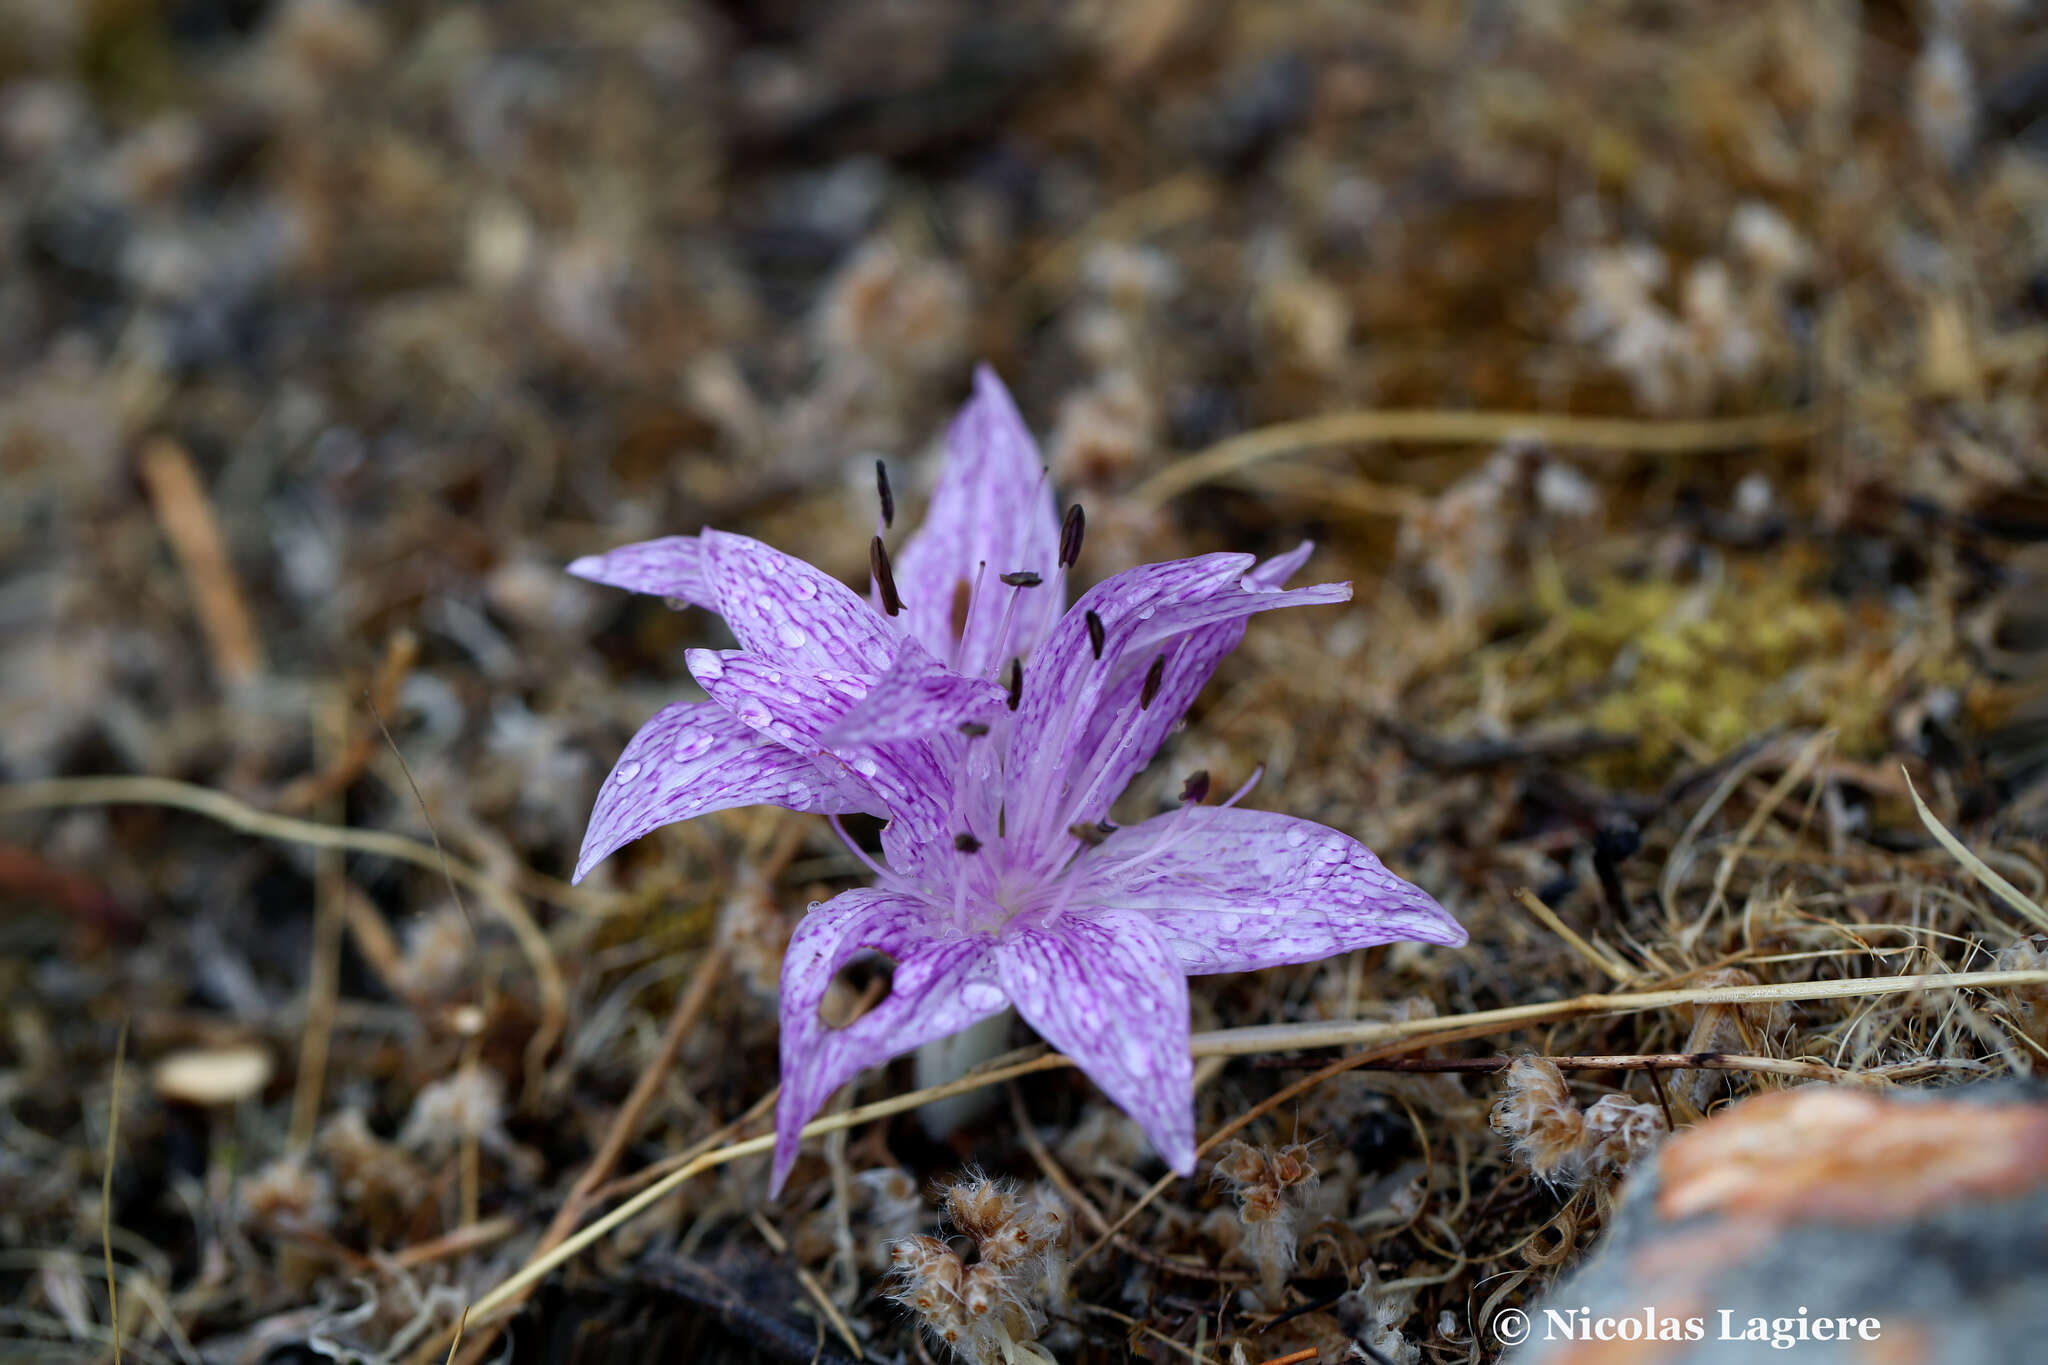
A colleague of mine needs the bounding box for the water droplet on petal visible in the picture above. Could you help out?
[615,760,643,783]
[671,732,711,761]
[789,577,818,600]
[741,707,772,728]
[1284,827,1308,849]
[695,655,724,680]
[852,756,879,778]
[1314,839,1347,864]
[959,981,1005,1012]
[778,623,808,648]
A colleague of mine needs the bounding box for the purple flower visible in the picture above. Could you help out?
[570,366,1467,1191]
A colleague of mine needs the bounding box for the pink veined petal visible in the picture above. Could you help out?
[1004,550,1350,863]
[701,529,898,675]
[1244,539,1315,590]
[567,535,715,608]
[688,648,958,855]
[1080,806,1468,974]
[773,889,1008,1192]
[823,640,1009,746]
[574,701,877,883]
[995,910,1196,1175]
[890,366,1063,675]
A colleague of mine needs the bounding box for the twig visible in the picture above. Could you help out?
[389,1217,520,1270]
[1131,407,1818,507]
[138,437,264,685]
[102,1019,128,1365]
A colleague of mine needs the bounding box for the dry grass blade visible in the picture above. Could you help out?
[1903,768,2048,933]
[749,1210,864,1361]
[1512,887,1633,983]
[1131,407,1818,507]
[0,776,616,916]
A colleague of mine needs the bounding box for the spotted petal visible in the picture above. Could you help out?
[701,529,898,675]
[823,641,1009,746]
[1005,551,1350,862]
[688,647,956,853]
[996,910,1195,1174]
[774,889,1008,1192]
[574,701,876,882]
[567,535,715,607]
[1081,806,1468,973]
[891,366,1063,675]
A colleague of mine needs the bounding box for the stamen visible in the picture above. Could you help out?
[828,813,891,881]
[958,721,989,737]
[1005,658,1023,711]
[953,560,988,672]
[1085,609,1105,659]
[954,832,983,853]
[875,459,895,529]
[870,536,904,616]
[998,570,1042,587]
[1180,770,1211,804]
[1068,822,1107,846]
[1139,653,1166,709]
[1058,503,1085,567]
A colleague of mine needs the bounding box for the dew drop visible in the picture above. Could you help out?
[671,733,711,761]
[778,623,808,648]
[959,981,1005,1012]
[1284,827,1309,849]
[852,756,880,778]
[1314,839,1346,864]
[741,707,772,728]
[789,577,818,600]
[695,655,724,680]
[615,760,643,783]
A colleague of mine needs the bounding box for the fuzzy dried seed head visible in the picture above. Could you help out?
[1994,937,2048,1046]
[943,1173,1020,1242]
[398,1063,506,1157]
[237,1157,336,1238]
[1491,1056,1587,1185]
[1581,1094,1668,1176]
[959,1261,1003,1319]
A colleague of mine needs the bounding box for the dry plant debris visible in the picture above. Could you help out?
[1,2,2047,1364]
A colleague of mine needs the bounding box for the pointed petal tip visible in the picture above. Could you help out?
[564,553,604,582]
[768,1145,796,1197]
